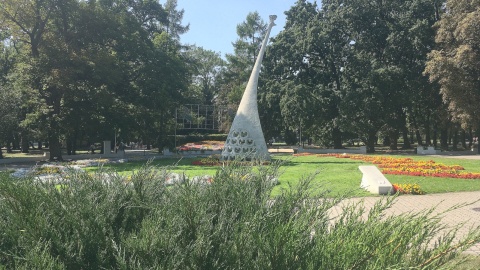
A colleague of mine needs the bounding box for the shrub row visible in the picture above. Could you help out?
[175,133,228,147]
[0,163,478,269]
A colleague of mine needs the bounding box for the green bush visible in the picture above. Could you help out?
[0,163,479,269]
[176,133,228,146]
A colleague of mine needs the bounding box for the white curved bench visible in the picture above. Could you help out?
[359,165,393,195]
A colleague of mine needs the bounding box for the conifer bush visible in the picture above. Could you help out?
[0,162,478,269]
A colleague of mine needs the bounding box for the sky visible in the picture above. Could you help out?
[176,0,309,57]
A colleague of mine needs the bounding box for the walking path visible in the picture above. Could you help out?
[332,191,480,255]
[337,154,480,255]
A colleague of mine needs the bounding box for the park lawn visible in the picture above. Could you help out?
[85,154,480,197]
[271,155,371,197]
[2,150,45,158]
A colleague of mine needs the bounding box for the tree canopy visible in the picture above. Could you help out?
[425,0,480,129]
[1,0,480,157]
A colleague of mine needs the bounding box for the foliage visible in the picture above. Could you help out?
[261,0,448,152]
[1,164,479,269]
[216,11,267,129]
[425,0,480,128]
[261,0,345,148]
[162,0,190,42]
[175,134,228,146]
[184,46,226,105]
[0,0,190,159]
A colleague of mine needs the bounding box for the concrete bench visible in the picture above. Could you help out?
[359,165,393,195]
[417,146,439,155]
[268,148,294,154]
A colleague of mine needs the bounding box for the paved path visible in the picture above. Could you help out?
[347,154,480,255]
[332,191,480,255]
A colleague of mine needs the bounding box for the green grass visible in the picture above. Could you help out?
[84,154,480,197]
[2,150,45,158]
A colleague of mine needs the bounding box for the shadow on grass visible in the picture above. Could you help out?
[91,157,367,173]
[273,159,365,167]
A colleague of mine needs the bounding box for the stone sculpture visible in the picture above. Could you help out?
[222,15,277,161]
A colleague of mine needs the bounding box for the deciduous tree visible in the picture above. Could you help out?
[425,0,480,129]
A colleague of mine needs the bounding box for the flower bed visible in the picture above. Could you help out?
[192,157,221,166]
[178,141,224,152]
[392,183,425,195]
[316,154,480,179]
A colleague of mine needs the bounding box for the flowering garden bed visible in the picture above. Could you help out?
[178,141,224,152]
[299,153,480,179]
[392,183,425,195]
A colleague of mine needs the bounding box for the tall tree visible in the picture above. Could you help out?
[425,0,480,130]
[261,1,332,146]
[336,0,440,152]
[234,11,267,64]
[0,39,21,158]
[217,12,268,131]
[0,0,59,154]
[185,46,225,105]
[1,0,188,160]
[163,0,189,38]
[221,12,267,105]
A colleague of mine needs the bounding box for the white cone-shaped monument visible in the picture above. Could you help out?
[222,15,276,161]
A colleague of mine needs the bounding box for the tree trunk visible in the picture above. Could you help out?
[468,128,473,148]
[448,129,452,146]
[452,129,459,151]
[382,136,390,147]
[0,147,3,159]
[366,131,376,153]
[401,126,411,149]
[12,133,19,150]
[146,140,151,150]
[425,122,431,146]
[332,127,343,149]
[38,141,42,150]
[21,134,29,153]
[388,130,398,150]
[460,130,467,149]
[6,142,12,153]
[6,134,14,153]
[432,123,437,148]
[66,136,73,155]
[157,112,166,153]
[48,134,63,161]
[66,131,78,155]
[157,136,164,153]
[477,122,480,154]
[46,85,63,161]
[440,128,448,150]
[410,114,423,145]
